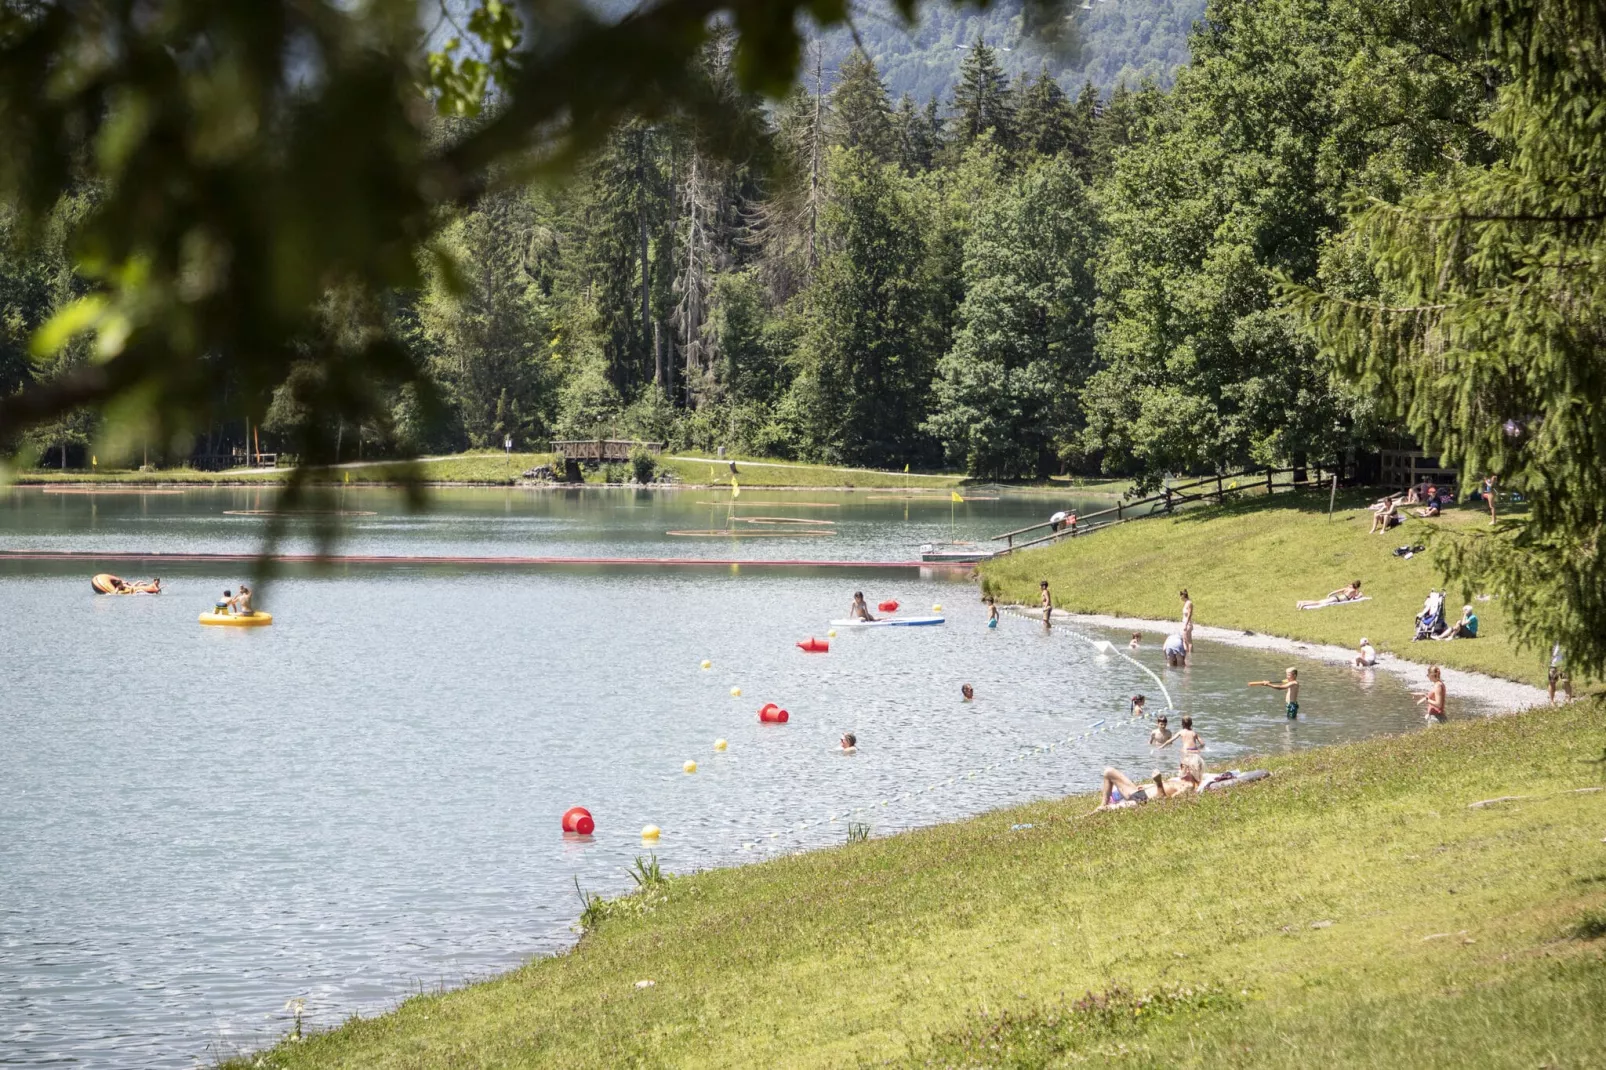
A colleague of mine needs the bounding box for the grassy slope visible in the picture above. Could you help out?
[659,455,966,488]
[233,701,1606,1069]
[6,452,962,488]
[980,488,1551,687]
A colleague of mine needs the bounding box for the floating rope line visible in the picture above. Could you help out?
[1001,604,1175,711]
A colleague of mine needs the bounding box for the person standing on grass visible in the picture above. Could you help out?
[1249,668,1301,719]
[1179,589,1195,659]
[1415,666,1447,721]
[1039,579,1053,628]
[1549,645,1573,705]
[1480,474,1498,524]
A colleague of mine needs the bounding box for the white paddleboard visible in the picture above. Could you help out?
[829,615,946,628]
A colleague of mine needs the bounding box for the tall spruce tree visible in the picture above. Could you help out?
[829,49,895,162]
[1015,69,1074,160]
[951,39,1015,151]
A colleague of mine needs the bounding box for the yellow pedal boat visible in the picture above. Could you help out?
[198,611,273,627]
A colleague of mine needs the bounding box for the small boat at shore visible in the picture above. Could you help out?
[919,542,997,564]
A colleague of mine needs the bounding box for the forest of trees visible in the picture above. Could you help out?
[0,0,1533,480]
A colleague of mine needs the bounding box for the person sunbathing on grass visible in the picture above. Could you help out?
[1095,754,1204,810]
[1297,580,1362,609]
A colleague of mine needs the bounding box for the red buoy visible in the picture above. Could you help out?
[796,637,830,653]
[561,806,595,835]
[758,704,790,723]
[878,600,899,613]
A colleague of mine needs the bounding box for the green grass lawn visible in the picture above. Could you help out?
[980,489,1554,688]
[231,699,1606,1069]
[660,454,967,488]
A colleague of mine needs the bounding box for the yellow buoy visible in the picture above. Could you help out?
[730,686,742,697]
[683,760,698,774]
[933,603,943,612]
[827,629,837,638]
[700,659,712,670]
[641,825,661,840]
[714,739,728,751]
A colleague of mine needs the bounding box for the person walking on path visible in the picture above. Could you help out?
[1179,589,1195,659]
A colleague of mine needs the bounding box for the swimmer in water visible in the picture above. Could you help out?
[1128,631,1142,651]
[961,683,974,702]
[1148,715,1173,746]
[839,732,857,754]
[986,597,1000,629]
[1130,694,1147,718]
[1249,668,1300,719]
[1159,715,1203,755]
[849,591,876,622]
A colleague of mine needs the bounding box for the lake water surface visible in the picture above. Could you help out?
[0,487,1503,1067]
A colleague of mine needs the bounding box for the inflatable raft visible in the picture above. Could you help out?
[91,573,160,594]
[198,611,273,627]
[828,615,945,628]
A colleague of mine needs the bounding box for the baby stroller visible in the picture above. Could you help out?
[1413,590,1447,641]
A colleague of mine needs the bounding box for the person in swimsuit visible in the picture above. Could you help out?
[986,597,999,629]
[1549,644,1573,705]
[1297,580,1362,609]
[216,589,233,613]
[1179,589,1194,657]
[1415,665,1447,721]
[1163,633,1186,667]
[1096,754,1204,810]
[1249,668,1300,718]
[1128,631,1142,650]
[849,591,876,622]
[1158,715,1204,755]
[229,584,255,616]
[1353,637,1377,668]
[961,684,974,702]
[1480,474,1497,524]
[1368,495,1400,534]
[1148,715,1173,746]
[1039,580,1053,627]
[1130,694,1147,718]
[839,732,857,754]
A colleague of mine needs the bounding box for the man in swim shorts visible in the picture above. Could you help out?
[1162,633,1186,667]
[1039,580,1053,627]
[849,591,876,622]
[1249,668,1300,718]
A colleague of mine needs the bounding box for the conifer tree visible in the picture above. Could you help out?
[829,49,895,162]
[1015,68,1073,159]
[951,39,1015,151]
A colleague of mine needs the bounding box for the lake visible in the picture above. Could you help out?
[0,486,1502,1067]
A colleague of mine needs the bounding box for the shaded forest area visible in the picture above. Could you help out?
[0,0,1494,478]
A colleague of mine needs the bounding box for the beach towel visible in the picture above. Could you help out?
[1201,769,1271,792]
[1297,596,1372,610]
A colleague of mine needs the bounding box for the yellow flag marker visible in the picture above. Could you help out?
[731,478,740,499]
[951,490,964,503]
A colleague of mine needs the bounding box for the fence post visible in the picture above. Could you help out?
[1266,469,1274,496]
[1216,474,1224,503]
[1117,501,1123,522]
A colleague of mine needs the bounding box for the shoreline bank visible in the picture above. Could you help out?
[1007,605,1550,710]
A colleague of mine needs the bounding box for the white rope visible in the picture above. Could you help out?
[1002,605,1176,711]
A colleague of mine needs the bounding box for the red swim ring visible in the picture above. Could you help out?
[561,806,595,835]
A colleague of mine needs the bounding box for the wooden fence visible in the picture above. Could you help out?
[990,464,1344,555]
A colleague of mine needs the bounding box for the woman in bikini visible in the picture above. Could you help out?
[1415,665,1447,721]
[1097,754,1204,809]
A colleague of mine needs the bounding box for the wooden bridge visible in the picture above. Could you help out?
[990,464,1345,555]
[552,439,665,463]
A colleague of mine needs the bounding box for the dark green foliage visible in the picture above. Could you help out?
[1287,0,1606,678]
[829,50,897,161]
[789,147,945,467]
[926,153,1098,477]
[951,38,1016,150]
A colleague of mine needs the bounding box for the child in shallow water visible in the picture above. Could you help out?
[1249,668,1301,719]
[1148,715,1173,746]
[1129,631,1142,650]
[1130,694,1147,718]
